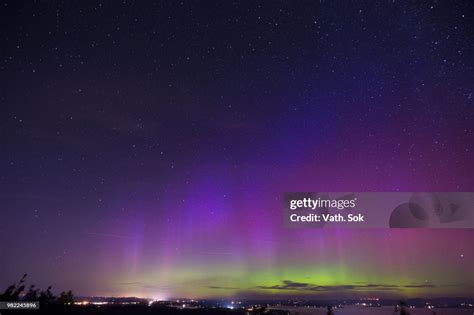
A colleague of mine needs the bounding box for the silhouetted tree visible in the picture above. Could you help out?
[56,290,74,305]
[0,273,27,301]
[1,274,79,315]
[24,285,39,301]
[38,285,55,305]
[10,283,26,301]
[0,284,16,301]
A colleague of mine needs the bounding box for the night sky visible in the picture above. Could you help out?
[1,1,473,300]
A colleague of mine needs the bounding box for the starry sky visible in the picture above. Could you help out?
[1,1,473,300]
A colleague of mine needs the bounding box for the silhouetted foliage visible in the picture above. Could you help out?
[24,284,40,301]
[56,290,74,305]
[0,273,27,301]
[1,274,75,307]
[38,285,56,305]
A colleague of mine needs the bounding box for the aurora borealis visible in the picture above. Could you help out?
[1,1,473,301]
